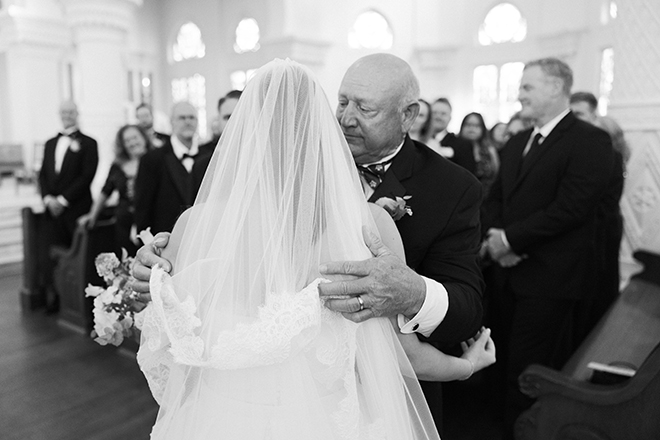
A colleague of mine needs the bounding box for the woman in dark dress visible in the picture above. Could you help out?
[459,112,500,198]
[78,124,151,255]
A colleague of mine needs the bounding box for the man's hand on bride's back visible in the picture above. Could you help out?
[318,227,426,323]
[131,232,172,298]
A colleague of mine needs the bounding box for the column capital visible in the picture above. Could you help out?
[61,0,142,34]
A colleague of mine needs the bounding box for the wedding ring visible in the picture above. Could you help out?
[356,295,365,312]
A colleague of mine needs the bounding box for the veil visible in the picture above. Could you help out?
[137,59,439,440]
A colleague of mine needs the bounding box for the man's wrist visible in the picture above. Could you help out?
[405,273,426,318]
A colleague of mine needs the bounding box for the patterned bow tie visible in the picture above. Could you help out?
[356,159,393,189]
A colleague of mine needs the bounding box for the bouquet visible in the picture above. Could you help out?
[85,249,144,346]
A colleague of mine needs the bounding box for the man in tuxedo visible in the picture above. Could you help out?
[318,53,484,432]
[482,59,615,438]
[136,103,169,148]
[428,97,476,173]
[134,101,210,234]
[39,100,99,312]
[200,90,242,153]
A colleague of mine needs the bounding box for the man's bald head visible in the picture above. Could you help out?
[337,54,420,164]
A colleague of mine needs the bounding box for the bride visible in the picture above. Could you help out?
[136,58,494,439]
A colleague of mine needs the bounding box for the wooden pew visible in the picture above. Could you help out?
[515,250,660,440]
[52,220,117,333]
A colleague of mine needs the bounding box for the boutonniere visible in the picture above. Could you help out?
[69,139,80,152]
[375,195,413,221]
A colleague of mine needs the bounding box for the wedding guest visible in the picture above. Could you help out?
[39,100,98,313]
[78,124,151,255]
[504,111,532,141]
[459,112,500,198]
[132,54,485,434]
[136,103,169,148]
[490,122,508,152]
[482,58,614,438]
[427,98,476,173]
[569,91,627,348]
[199,90,243,154]
[409,98,432,143]
[134,102,211,235]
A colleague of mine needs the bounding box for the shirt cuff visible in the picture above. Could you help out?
[501,230,511,250]
[397,276,449,337]
[56,195,69,207]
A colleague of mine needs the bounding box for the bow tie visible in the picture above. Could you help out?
[181,152,197,160]
[356,159,393,189]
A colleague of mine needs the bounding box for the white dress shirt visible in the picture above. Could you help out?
[170,134,200,173]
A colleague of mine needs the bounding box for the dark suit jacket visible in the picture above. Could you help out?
[134,140,210,234]
[39,130,98,232]
[440,132,476,175]
[482,111,614,300]
[370,136,484,346]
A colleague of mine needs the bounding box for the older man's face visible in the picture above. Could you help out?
[60,102,78,130]
[430,101,451,135]
[171,103,198,143]
[336,68,404,165]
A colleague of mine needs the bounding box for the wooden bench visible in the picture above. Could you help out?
[515,250,660,440]
[20,208,117,332]
[0,143,25,184]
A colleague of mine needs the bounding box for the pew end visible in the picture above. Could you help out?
[515,251,660,440]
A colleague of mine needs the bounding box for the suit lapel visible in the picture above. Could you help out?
[163,143,192,204]
[368,136,414,203]
[513,113,575,188]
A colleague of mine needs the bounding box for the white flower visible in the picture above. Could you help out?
[85,284,105,298]
[375,195,413,221]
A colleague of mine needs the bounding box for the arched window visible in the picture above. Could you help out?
[478,3,527,46]
[348,10,393,50]
[473,61,524,124]
[234,18,261,54]
[230,69,257,91]
[171,74,207,139]
[599,48,614,115]
[173,22,206,62]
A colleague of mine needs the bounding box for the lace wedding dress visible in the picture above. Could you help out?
[136,59,439,440]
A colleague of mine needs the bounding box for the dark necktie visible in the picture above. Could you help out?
[357,159,392,190]
[519,132,543,176]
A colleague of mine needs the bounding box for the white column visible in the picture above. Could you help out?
[609,0,660,277]
[0,5,69,171]
[61,0,142,174]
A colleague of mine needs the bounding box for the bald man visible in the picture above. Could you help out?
[134,102,211,234]
[39,101,99,312]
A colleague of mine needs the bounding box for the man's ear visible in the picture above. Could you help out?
[401,101,420,133]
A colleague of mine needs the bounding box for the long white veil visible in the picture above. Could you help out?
[137,58,439,440]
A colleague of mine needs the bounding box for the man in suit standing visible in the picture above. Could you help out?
[134,101,210,235]
[317,53,484,433]
[39,100,99,312]
[428,97,476,173]
[136,103,169,148]
[482,58,614,438]
[199,90,242,154]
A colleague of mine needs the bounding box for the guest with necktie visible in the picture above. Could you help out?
[39,100,99,313]
[134,101,211,235]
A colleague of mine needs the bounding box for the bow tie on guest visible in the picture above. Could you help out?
[180,152,197,172]
[356,158,393,190]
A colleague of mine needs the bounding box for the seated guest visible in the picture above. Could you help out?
[134,102,211,235]
[459,112,500,198]
[409,98,432,143]
[199,90,243,155]
[136,103,169,148]
[490,122,508,152]
[428,97,476,173]
[78,124,151,255]
[39,100,99,313]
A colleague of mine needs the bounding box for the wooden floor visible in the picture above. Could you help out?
[0,264,158,440]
